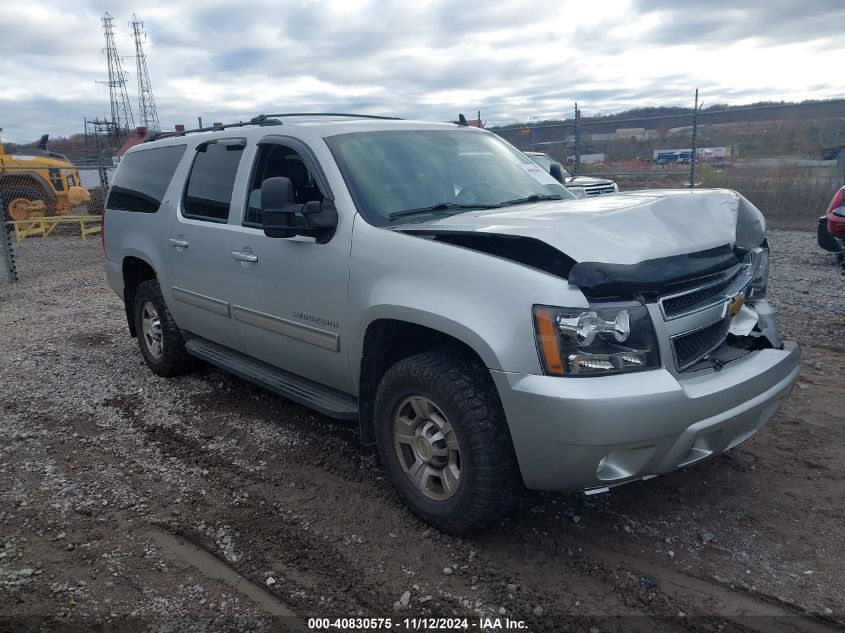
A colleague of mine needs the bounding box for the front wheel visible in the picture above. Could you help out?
[374,350,523,533]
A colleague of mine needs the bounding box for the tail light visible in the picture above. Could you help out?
[827,188,845,218]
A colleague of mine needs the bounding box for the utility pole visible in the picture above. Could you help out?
[574,103,581,176]
[99,12,135,142]
[130,14,160,134]
[83,119,114,184]
[689,88,699,189]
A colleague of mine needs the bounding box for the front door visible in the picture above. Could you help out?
[226,138,354,393]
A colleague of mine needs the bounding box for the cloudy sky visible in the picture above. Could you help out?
[1,0,843,143]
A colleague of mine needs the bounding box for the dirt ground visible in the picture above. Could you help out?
[0,230,843,633]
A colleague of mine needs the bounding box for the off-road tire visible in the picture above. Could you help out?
[374,350,523,533]
[133,279,197,377]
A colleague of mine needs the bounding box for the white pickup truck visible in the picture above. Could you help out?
[525,150,618,197]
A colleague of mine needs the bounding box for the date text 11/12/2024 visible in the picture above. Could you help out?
[307,617,528,630]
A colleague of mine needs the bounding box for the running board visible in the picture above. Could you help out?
[185,337,359,420]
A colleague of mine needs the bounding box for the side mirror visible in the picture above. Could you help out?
[260,176,338,243]
[549,162,565,184]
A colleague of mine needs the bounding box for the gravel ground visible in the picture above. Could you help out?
[0,230,843,633]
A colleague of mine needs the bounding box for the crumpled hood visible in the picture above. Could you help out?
[399,188,766,265]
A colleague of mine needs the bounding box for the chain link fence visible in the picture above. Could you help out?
[496,94,845,230]
[4,98,845,286]
[1,165,112,287]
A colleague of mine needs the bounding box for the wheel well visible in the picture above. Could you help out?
[358,319,490,445]
[122,257,157,337]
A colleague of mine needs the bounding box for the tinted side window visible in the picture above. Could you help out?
[244,144,324,227]
[183,141,244,222]
[107,144,186,213]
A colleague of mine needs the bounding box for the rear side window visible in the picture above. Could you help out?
[107,144,187,213]
[182,141,245,222]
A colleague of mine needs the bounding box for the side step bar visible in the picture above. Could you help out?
[185,337,359,420]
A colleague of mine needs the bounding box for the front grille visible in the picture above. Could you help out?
[672,317,731,371]
[661,271,739,318]
[585,184,615,196]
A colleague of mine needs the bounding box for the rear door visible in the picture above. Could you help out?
[167,138,247,351]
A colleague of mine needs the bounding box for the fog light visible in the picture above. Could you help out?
[568,349,649,374]
[596,455,608,474]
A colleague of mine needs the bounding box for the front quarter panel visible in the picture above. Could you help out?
[348,216,588,385]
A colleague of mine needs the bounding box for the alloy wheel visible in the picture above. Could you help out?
[392,395,462,500]
[141,301,163,359]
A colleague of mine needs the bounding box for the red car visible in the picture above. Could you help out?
[818,185,845,265]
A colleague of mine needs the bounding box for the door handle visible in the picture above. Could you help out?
[231,251,258,263]
[168,238,189,248]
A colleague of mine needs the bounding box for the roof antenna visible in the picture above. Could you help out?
[457,113,468,126]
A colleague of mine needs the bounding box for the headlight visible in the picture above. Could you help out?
[567,186,586,199]
[612,182,619,193]
[533,304,660,376]
[745,246,769,300]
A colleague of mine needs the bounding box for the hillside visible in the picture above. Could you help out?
[493,98,845,161]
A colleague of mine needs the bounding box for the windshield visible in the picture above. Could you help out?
[325,129,574,225]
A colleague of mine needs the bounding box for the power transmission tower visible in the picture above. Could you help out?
[130,14,160,134]
[99,12,135,141]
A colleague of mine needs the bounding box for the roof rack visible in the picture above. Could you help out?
[251,112,403,123]
[145,118,282,142]
[144,112,402,143]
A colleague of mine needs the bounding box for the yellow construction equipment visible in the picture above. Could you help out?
[0,130,92,222]
[6,215,102,243]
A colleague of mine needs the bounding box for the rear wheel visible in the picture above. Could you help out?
[133,279,197,377]
[374,350,523,533]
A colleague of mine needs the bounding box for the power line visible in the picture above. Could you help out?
[130,14,160,134]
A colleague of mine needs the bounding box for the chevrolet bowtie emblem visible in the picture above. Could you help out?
[727,292,745,317]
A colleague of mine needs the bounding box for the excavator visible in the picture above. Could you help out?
[0,129,91,222]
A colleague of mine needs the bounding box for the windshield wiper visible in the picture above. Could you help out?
[499,194,563,206]
[388,202,499,220]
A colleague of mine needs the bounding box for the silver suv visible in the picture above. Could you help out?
[103,113,800,532]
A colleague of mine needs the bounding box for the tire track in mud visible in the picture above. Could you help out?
[102,390,844,632]
[2,407,300,628]
[27,399,406,620]
[5,389,841,632]
[482,527,840,633]
[143,527,298,619]
[101,393,466,618]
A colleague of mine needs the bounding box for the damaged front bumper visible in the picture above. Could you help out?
[492,337,800,493]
